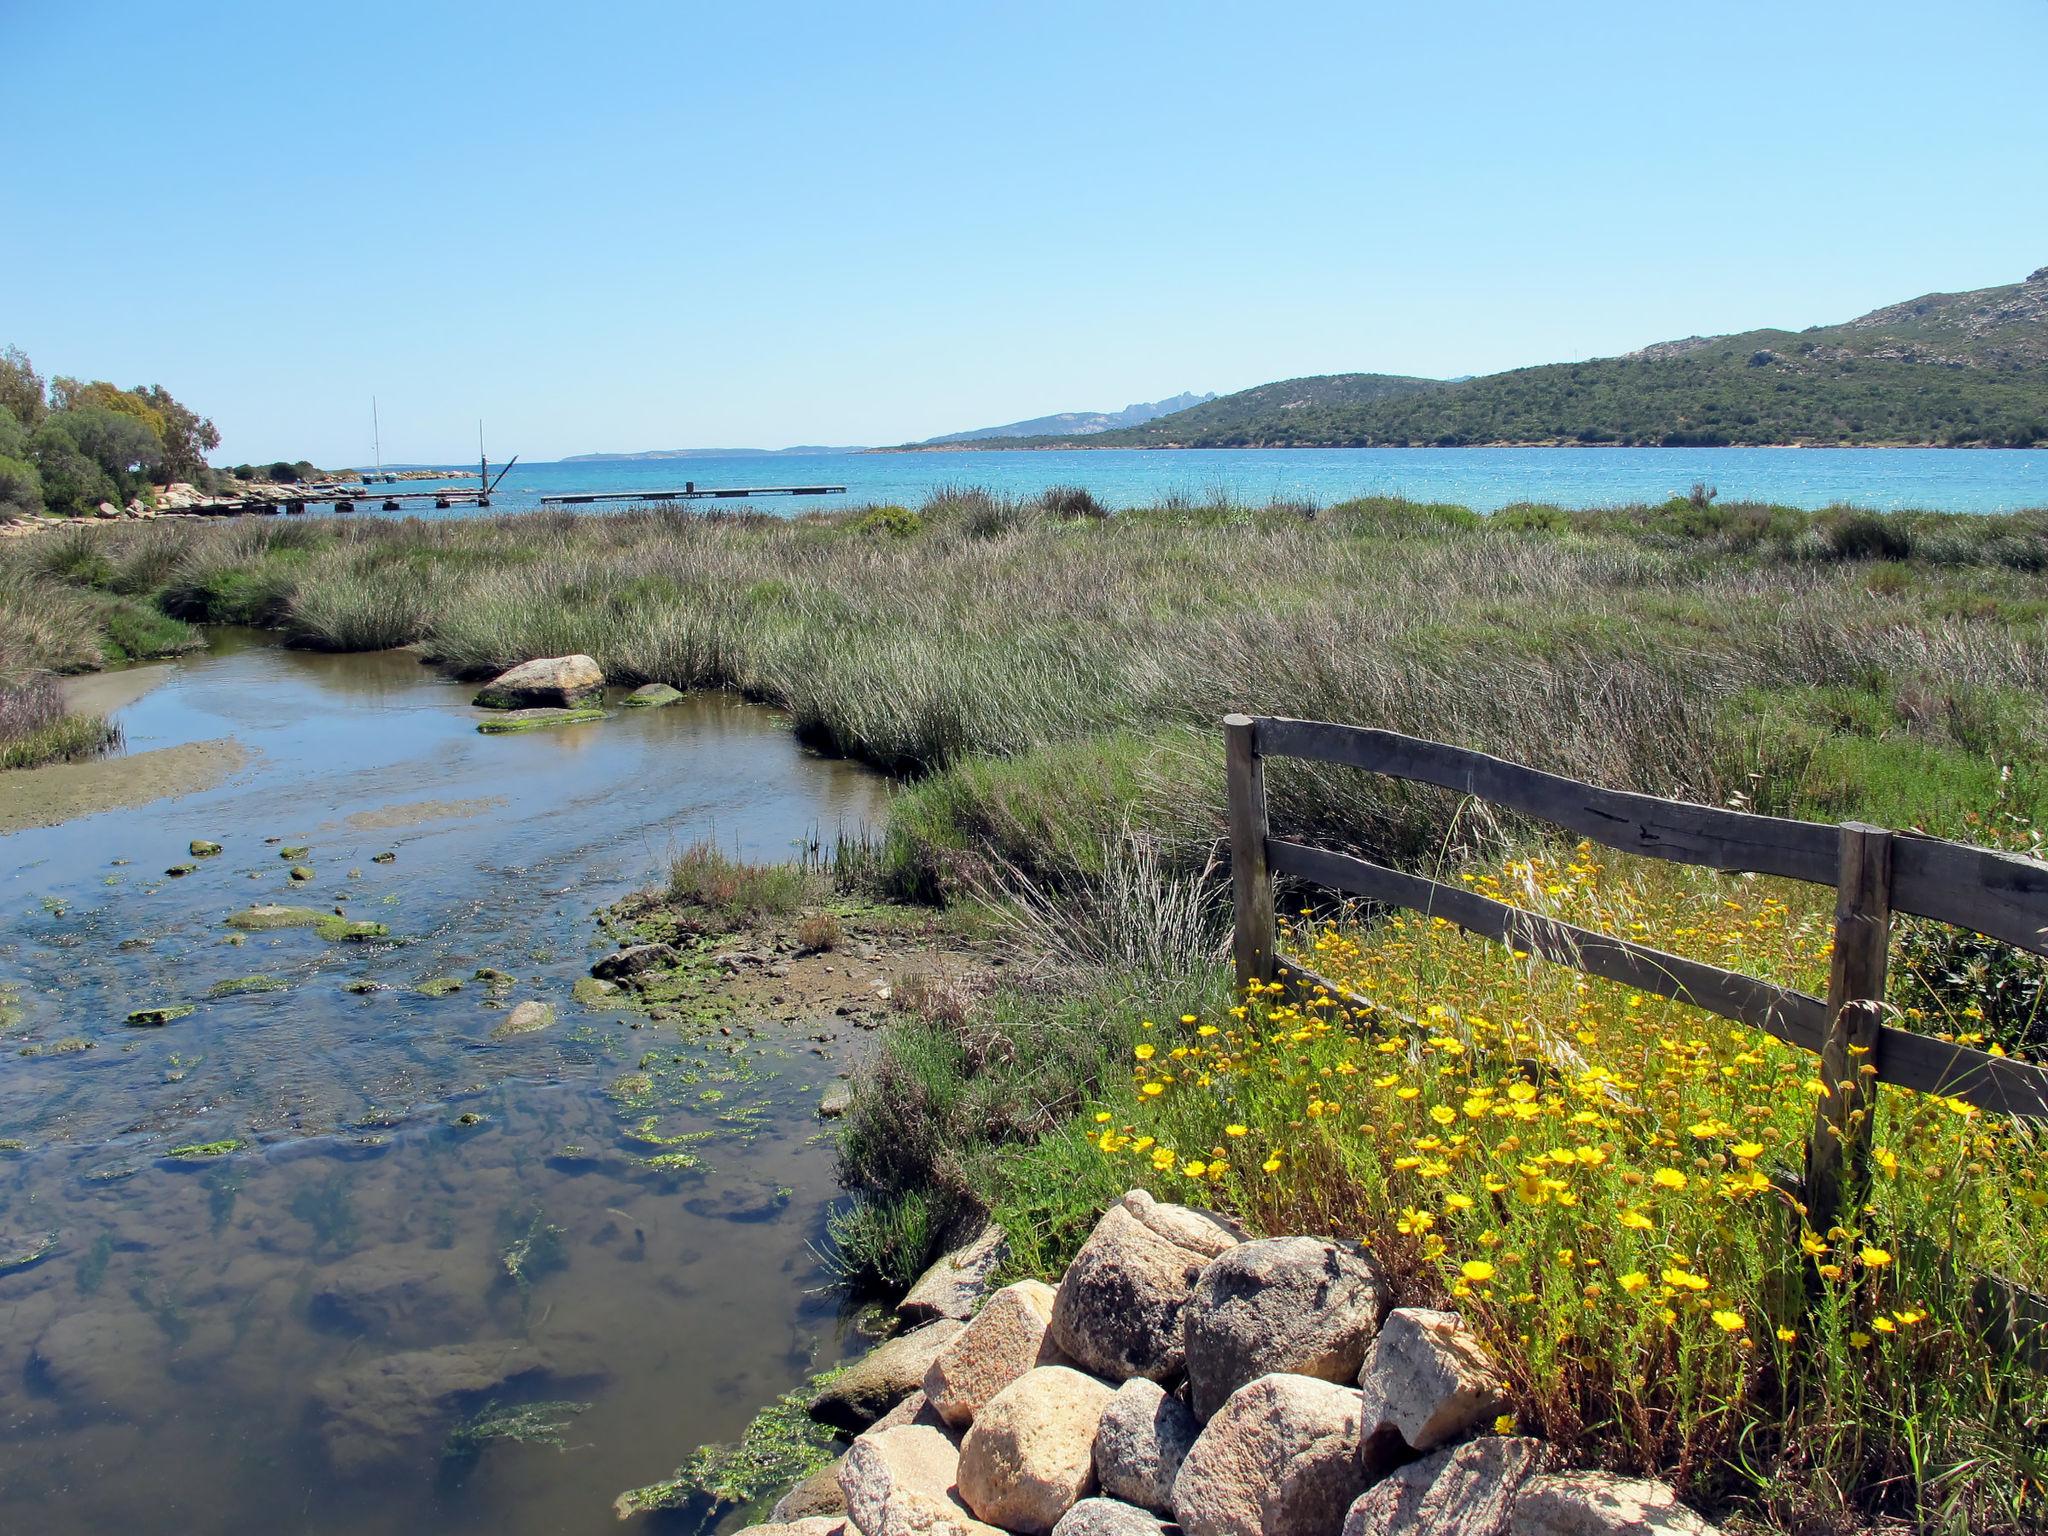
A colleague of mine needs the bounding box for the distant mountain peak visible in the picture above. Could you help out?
[920,392,1216,445]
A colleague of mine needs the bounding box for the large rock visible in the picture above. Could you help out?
[473,654,604,709]
[309,1340,566,1474]
[926,1280,1062,1428]
[957,1366,1116,1535]
[1508,1473,1721,1536]
[901,1225,1011,1325]
[840,1423,1008,1536]
[1094,1378,1200,1514]
[1054,1498,1181,1536]
[736,1521,847,1536]
[1050,1192,1240,1384]
[1185,1238,1387,1420]
[591,941,678,982]
[1356,1309,1507,1465]
[1341,1436,1546,1536]
[812,1321,967,1432]
[774,1458,852,1522]
[306,1253,480,1346]
[1172,1374,1366,1536]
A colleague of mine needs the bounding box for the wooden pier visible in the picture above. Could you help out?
[539,484,846,505]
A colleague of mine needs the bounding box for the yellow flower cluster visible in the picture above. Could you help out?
[1093,843,2047,1445]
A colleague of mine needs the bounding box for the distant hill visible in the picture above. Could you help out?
[560,445,865,462]
[917,392,1217,445]
[953,269,2048,450]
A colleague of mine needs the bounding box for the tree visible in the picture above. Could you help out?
[134,384,219,483]
[32,407,163,513]
[0,454,41,517]
[0,347,44,429]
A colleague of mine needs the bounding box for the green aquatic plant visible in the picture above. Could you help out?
[443,1399,590,1460]
[499,1206,567,1292]
[76,1230,112,1293]
[417,976,464,997]
[164,1138,242,1160]
[613,1368,845,1517]
[476,708,604,735]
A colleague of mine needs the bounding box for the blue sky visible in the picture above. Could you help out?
[6,1,2045,464]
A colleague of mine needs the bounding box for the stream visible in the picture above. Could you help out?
[0,634,891,1534]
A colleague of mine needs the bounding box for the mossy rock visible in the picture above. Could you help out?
[190,840,222,858]
[473,967,514,983]
[490,1001,556,1041]
[225,905,328,931]
[372,851,396,864]
[20,1038,92,1057]
[318,917,389,942]
[418,976,465,997]
[208,975,287,998]
[163,1138,242,1161]
[280,846,310,860]
[620,683,685,710]
[572,976,621,1007]
[343,980,386,994]
[165,863,198,878]
[0,1232,58,1276]
[289,865,315,883]
[476,707,605,735]
[125,1004,196,1027]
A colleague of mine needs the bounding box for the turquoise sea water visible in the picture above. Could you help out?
[361,446,2048,518]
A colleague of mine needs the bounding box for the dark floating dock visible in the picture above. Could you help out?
[539,484,847,505]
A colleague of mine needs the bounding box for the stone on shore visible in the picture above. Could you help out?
[811,1320,967,1432]
[1094,1377,1200,1515]
[957,1366,1116,1535]
[735,1519,848,1536]
[621,682,686,709]
[862,1389,947,1440]
[1172,1374,1367,1536]
[473,654,604,709]
[1185,1237,1387,1420]
[901,1224,1011,1325]
[839,1423,1007,1536]
[1049,1192,1240,1384]
[1053,1499,1181,1536]
[1341,1436,1546,1536]
[591,942,678,981]
[925,1280,1062,1428]
[1508,1472,1721,1535]
[1356,1309,1508,1464]
[819,1081,855,1119]
[772,1461,853,1525]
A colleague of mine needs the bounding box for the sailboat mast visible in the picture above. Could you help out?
[373,396,382,480]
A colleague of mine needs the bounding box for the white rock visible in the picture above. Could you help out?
[926,1280,1063,1428]
[957,1366,1117,1534]
[1508,1473,1721,1536]
[840,1423,1008,1536]
[1356,1308,1507,1463]
[1172,1373,1366,1536]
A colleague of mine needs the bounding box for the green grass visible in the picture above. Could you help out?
[0,708,118,768]
[666,840,822,924]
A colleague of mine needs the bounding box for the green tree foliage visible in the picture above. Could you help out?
[0,348,45,430]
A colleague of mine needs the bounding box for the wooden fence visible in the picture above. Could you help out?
[1223,712,2048,1360]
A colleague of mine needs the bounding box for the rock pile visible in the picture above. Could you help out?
[758,1193,1720,1536]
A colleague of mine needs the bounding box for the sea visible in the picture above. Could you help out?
[353,446,2048,519]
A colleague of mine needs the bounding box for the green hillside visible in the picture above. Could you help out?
[976,268,2048,449]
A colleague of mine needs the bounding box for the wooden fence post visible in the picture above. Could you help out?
[1804,821,1893,1241]
[1225,714,1275,993]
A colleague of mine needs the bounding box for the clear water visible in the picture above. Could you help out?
[350,445,2048,518]
[0,639,891,1533]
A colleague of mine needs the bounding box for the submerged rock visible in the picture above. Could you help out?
[189,839,222,857]
[417,976,464,997]
[208,975,286,998]
[310,1339,570,1474]
[774,1457,852,1522]
[491,1000,555,1040]
[621,682,685,709]
[289,865,315,882]
[819,1081,855,1118]
[125,1004,196,1026]
[473,654,605,710]
[476,707,605,735]
[225,905,386,942]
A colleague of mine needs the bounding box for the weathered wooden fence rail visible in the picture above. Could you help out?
[1223,712,2048,1364]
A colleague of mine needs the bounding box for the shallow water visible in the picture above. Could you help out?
[338,444,2048,517]
[0,637,891,1533]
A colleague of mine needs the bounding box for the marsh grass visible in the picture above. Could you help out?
[667,840,821,924]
